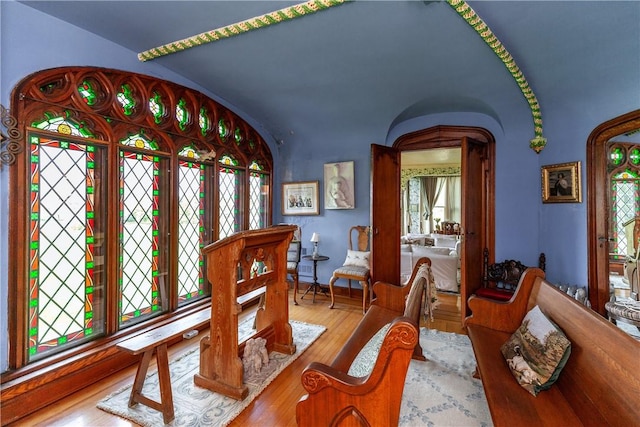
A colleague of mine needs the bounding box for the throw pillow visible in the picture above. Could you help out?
[347,323,391,377]
[343,250,370,269]
[500,305,571,396]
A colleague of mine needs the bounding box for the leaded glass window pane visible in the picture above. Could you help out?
[27,133,105,360]
[119,148,163,325]
[117,84,135,116]
[32,113,95,138]
[178,160,206,303]
[611,169,640,259]
[249,161,268,230]
[219,155,241,239]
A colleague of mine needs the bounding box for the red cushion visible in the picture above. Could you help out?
[475,287,513,301]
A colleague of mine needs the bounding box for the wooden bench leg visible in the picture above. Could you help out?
[128,344,175,424]
[129,349,153,408]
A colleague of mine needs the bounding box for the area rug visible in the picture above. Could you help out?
[399,329,493,427]
[97,319,326,427]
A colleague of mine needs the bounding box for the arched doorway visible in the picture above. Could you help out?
[587,110,640,315]
[371,125,495,321]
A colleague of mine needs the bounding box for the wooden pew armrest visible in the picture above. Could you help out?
[464,267,545,333]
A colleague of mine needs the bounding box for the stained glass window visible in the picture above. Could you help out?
[78,80,97,106]
[249,161,268,230]
[609,143,640,260]
[149,92,165,124]
[177,157,207,303]
[218,118,229,139]
[117,84,135,116]
[176,98,189,131]
[199,107,210,136]
[11,67,272,369]
[26,133,105,360]
[33,112,94,138]
[219,155,241,238]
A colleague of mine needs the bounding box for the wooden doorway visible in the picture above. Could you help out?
[587,109,640,315]
[371,125,495,322]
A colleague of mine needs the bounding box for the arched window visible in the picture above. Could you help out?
[9,67,273,365]
[608,142,640,260]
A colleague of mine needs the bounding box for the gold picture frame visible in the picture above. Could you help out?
[541,161,582,203]
[282,181,320,215]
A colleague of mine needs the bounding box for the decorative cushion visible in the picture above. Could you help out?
[343,250,370,269]
[347,323,391,377]
[500,305,571,396]
[287,261,298,271]
[333,265,370,277]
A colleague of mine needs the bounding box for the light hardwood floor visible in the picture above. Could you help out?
[9,288,464,427]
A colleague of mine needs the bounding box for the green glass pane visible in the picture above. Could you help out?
[176,98,189,131]
[610,146,624,166]
[218,118,229,139]
[78,80,97,106]
[630,148,640,166]
[199,107,210,136]
[117,84,136,116]
[149,92,165,124]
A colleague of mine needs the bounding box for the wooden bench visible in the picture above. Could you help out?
[465,267,640,426]
[296,258,432,426]
[116,309,210,423]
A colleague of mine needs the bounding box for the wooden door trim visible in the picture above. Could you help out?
[587,109,640,315]
[392,125,495,321]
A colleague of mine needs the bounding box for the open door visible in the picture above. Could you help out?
[372,127,494,324]
[460,137,490,319]
[370,144,401,285]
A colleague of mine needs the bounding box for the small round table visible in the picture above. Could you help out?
[301,255,330,303]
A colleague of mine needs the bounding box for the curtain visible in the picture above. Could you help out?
[443,176,462,222]
[420,176,445,233]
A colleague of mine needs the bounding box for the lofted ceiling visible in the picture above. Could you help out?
[18,1,639,149]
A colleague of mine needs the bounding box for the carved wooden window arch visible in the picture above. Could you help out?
[8,67,273,366]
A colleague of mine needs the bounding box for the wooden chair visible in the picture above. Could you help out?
[606,219,640,330]
[296,258,431,427]
[288,240,302,304]
[329,226,371,313]
[475,248,546,301]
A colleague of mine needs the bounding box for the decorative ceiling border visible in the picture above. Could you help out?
[447,0,547,153]
[138,0,347,62]
[401,166,461,191]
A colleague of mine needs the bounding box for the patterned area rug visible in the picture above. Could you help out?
[399,329,493,427]
[97,319,326,427]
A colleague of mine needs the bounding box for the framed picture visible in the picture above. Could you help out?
[324,161,355,209]
[541,161,582,203]
[282,181,320,215]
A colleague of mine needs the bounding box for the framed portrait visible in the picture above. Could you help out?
[324,161,355,209]
[282,181,320,215]
[541,161,582,203]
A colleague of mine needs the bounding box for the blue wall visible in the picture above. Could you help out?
[2,1,639,374]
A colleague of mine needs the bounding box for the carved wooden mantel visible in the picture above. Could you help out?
[194,225,297,399]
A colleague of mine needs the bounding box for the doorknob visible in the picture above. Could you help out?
[597,236,614,242]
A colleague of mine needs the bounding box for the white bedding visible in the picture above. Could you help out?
[401,245,459,292]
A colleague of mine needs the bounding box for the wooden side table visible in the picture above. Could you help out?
[301,255,330,303]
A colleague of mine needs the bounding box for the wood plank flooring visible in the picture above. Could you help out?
[9,288,463,427]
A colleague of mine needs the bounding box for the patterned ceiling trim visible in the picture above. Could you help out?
[401,166,461,191]
[138,0,347,62]
[448,0,547,153]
